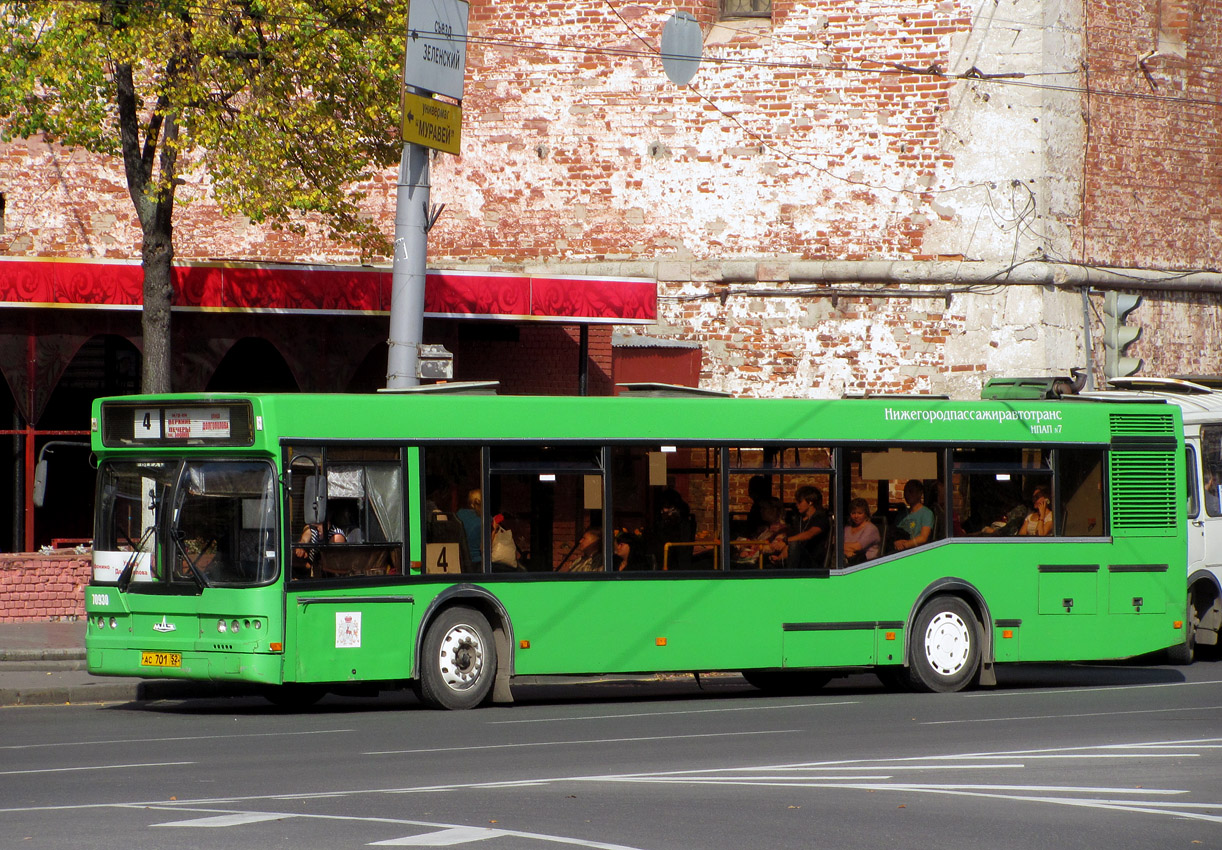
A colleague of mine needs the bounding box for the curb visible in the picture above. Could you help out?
[0,648,86,663]
[0,679,237,708]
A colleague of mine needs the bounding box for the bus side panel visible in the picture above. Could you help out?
[484,539,1181,677]
[284,590,416,684]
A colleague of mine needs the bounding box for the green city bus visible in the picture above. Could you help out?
[84,388,1187,708]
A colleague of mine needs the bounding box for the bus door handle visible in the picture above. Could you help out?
[1132,596,1144,612]
[1062,597,1074,613]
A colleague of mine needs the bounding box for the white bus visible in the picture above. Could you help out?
[1084,377,1222,662]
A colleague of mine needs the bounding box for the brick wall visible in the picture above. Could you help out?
[1081,0,1221,269]
[0,552,89,622]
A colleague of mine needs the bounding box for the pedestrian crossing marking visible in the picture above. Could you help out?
[370,826,509,845]
[154,812,288,827]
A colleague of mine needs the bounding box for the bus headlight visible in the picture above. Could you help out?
[217,619,227,633]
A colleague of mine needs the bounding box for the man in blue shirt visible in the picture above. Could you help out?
[894,479,934,552]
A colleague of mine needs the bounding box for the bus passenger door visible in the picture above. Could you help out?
[285,592,416,685]
[1186,442,1206,577]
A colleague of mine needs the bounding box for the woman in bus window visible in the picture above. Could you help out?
[842,498,881,565]
[1017,487,1054,536]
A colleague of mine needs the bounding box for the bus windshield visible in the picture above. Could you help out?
[94,459,278,587]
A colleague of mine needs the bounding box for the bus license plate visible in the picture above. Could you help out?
[140,651,182,668]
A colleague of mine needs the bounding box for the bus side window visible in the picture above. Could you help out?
[1185,445,1201,520]
[1059,448,1104,537]
[1201,424,1222,518]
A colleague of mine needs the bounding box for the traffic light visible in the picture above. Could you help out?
[1102,292,1142,379]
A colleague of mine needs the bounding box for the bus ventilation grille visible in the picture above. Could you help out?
[1110,452,1178,533]
[1108,411,1176,437]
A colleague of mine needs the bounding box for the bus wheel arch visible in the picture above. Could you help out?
[415,586,515,709]
[903,581,992,692]
[1179,570,1222,662]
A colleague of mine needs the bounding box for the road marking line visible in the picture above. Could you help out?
[966,678,1222,698]
[366,729,798,755]
[135,805,653,850]
[371,826,510,845]
[0,761,193,776]
[0,729,355,751]
[923,704,1222,725]
[154,812,289,827]
[490,700,858,724]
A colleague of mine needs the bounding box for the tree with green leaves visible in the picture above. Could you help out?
[0,0,405,392]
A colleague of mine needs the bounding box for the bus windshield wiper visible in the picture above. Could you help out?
[117,525,154,593]
[172,531,208,592]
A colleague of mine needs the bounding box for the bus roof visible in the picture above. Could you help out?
[1082,377,1222,421]
[92,391,1182,450]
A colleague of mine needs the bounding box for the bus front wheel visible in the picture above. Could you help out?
[906,596,980,693]
[416,606,498,710]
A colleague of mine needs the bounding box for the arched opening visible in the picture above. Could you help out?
[34,335,141,547]
[347,342,389,393]
[206,338,300,393]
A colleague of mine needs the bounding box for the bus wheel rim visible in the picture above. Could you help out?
[438,624,485,691]
[924,611,970,676]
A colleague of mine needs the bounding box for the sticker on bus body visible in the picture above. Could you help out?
[336,612,362,649]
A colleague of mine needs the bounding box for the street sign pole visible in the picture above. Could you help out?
[387,138,430,389]
[386,0,469,390]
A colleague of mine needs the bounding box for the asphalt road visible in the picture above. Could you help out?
[2,660,1221,850]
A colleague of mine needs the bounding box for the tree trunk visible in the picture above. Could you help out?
[115,61,178,395]
[140,227,174,394]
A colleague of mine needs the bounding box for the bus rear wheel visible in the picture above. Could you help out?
[416,606,497,710]
[906,596,980,693]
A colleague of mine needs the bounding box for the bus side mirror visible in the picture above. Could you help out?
[304,475,327,525]
[33,459,48,508]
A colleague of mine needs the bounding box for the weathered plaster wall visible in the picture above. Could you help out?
[1,0,1219,399]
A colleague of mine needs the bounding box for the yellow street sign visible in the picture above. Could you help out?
[400,90,461,155]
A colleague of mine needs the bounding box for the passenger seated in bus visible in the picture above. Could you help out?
[651,489,695,570]
[785,485,830,569]
[893,480,934,552]
[743,474,772,534]
[733,497,788,568]
[332,502,363,544]
[926,480,961,538]
[971,493,1028,536]
[456,489,483,564]
[291,511,345,577]
[614,529,649,571]
[556,526,603,572]
[1017,487,1054,536]
[842,498,881,565]
[1205,470,1221,517]
[294,514,345,559]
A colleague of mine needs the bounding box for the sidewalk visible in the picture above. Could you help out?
[0,620,221,707]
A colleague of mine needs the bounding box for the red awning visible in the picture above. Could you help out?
[0,258,657,324]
